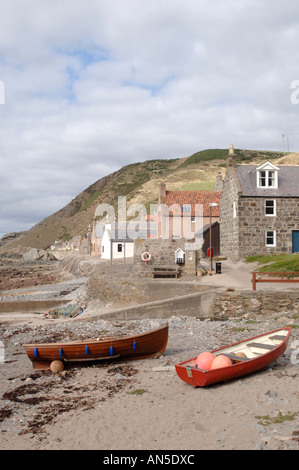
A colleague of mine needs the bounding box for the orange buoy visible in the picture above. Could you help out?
[236,352,247,358]
[50,360,64,373]
[195,351,215,370]
[210,355,232,370]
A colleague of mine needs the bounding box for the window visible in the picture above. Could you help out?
[233,201,237,218]
[265,230,276,247]
[257,169,278,188]
[181,204,191,213]
[117,243,123,252]
[256,162,279,189]
[265,200,276,216]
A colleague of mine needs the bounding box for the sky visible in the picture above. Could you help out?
[1,0,299,238]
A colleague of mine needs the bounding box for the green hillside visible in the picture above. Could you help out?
[180,148,286,166]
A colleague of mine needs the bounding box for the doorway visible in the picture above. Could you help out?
[292,230,299,253]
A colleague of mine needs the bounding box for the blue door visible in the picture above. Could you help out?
[292,230,299,253]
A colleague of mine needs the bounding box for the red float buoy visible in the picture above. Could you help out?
[195,351,215,370]
[210,355,232,370]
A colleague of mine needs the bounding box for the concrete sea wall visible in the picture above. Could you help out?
[83,289,299,322]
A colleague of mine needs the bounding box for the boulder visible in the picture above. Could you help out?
[22,248,57,262]
[23,248,40,262]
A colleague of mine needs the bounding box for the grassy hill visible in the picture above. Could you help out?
[0,148,294,251]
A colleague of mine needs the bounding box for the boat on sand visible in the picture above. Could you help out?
[175,327,291,387]
[23,323,168,370]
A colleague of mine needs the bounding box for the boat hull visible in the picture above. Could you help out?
[23,323,168,370]
[175,327,292,387]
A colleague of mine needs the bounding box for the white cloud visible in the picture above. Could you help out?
[1,0,299,237]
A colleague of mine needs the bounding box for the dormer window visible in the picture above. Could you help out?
[258,170,276,187]
[256,162,279,189]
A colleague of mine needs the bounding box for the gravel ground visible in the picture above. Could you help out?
[0,313,299,451]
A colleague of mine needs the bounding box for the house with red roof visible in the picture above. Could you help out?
[157,182,221,241]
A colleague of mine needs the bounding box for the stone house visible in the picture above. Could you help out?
[220,145,299,260]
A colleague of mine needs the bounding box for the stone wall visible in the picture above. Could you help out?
[238,196,299,258]
[213,290,299,320]
[90,289,299,322]
[220,166,240,260]
[133,238,201,277]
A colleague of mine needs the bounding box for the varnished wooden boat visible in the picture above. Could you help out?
[175,327,291,387]
[23,323,168,370]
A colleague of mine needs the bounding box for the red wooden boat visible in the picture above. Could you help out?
[175,327,292,387]
[23,323,168,370]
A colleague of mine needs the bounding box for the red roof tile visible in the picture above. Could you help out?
[162,191,221,217]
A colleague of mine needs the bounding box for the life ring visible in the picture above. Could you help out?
[141,252,151,262]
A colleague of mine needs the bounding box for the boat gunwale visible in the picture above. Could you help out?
[23,322,169,350]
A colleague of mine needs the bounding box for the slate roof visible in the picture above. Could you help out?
[163,191,221,216]
[235,165,299,197]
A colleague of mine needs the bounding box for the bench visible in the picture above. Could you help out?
[152,266,181,279]
[222,353,250,362]
[268,335,287,342]
[247,342,276,350]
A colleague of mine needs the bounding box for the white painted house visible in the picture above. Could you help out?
[101,224,134,260]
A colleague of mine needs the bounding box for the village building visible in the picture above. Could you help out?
[90,219,104,256]
[220,145,299,260]
[157,182,221,241]
[196,221,220,258]
[100,224,135,260]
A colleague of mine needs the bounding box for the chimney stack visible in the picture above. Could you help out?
[226,144,237,168]
[214,172,223,191]
[158,182,166,204]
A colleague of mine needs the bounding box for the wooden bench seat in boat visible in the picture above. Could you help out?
[247,342,276,350]
[222,353,250,362]
[269,335,287,341]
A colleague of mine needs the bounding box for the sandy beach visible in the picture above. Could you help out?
[0,256,299,451]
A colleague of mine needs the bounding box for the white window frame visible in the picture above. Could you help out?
[233,200,237,218]
[257,169,278,188]
[265,230,276,247]
[265,199,276,217]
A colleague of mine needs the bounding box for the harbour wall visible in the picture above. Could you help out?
[80,290,299,322]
